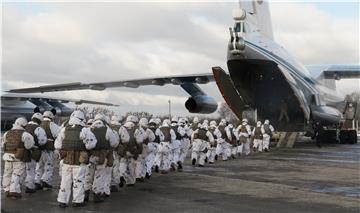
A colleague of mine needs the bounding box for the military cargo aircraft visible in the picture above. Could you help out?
[1,93,118,130]
[6,1,359,142]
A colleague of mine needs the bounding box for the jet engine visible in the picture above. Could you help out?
[185,95,218,114]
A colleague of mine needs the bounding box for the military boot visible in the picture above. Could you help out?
[84,190,90,202]
[93,193,104,203]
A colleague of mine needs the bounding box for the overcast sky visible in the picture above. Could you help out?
[2,1,359,116]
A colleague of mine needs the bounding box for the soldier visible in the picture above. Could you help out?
[252,121,264,152]
[154,119,176,174]
[227,123,239,159]
[207,121,220,164]
[191,117,200,131]
[118,115,144,186]
[135,118,155,181]
[144,118,159,178]
[191,123,214,167]
[262,120,274,152]
[34,111,60,189]
[169,117,182,171]
[177,118,192,171]
[84,114,118,202]
[55,110,97,208]
[236,118,252,156]
[2,117,35,199]
[25,112,47,193]
[215,119,231,161]
[109,115,122,192]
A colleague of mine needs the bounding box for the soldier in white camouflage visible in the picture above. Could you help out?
[55,110,97,208]
[118,115,145,186]
[191,123,214,167]
[177,118,192,171]
[145,118,159,178]
[236,118,252,156]
[206,121,220,164]
[262,120,274,152]
[35,111,60,189]
[154,119,176,174]
[252,121,265,152]
[109,115,122,192]
[84,114,118,202]
[2,117,35,199]
[24,112,47,193]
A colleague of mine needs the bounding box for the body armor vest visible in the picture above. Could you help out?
[62,125,86,151]
[171,125,181,140]
[194,128,208,141]
[41,120,54,140]
[25,123,39,146]
[91,126,110,150]
[123,126,141,157]
[4,129,25,153]
[41,120,55,151]
[149,126,159,143]
[4,129,30,162]
[254,127,263,139]
[61,125,88,165]
[218,125,227,139]
[263,124,272,135]
[110,124,121,133]
[240,125,247,133]
[160,126,171,142]
[191,123,198,131]
[228,127,237,145]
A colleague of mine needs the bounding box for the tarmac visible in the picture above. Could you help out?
[1,140,360,213]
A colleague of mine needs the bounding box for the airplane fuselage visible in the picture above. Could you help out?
[226,33,344,131]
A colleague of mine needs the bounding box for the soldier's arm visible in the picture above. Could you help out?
[36,127,48,145]
[261,126,265,134]
[1,132,7,148]
[50,122,61,138]
[134,129,144,144]
[206,131,215,143]
[106,127,119,148]
[270,125,275,132]
[119,126,129,143]
[246,125,252,135]
[147,129,156,142]
[54,127,66,149]
[170,129,176,142]
[22,132,35,150]
[80,127,97,150]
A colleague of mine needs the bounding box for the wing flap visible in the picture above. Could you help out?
[7,73,214,93]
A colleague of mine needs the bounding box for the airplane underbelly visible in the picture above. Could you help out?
[226,58,307,131]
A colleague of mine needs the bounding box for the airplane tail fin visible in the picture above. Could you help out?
[238,0,274,40]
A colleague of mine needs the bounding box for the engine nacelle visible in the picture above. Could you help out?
[311,105,342,125]
[185,96,218,114]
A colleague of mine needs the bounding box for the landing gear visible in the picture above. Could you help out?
[339,130,357,144]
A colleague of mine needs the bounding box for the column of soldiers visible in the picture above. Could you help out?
[2,111,274,207]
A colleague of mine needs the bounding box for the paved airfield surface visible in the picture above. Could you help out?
[2,141,360,213]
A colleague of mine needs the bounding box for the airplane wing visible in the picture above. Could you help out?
[1,93,119,106]
[7,73,214,94]
[6,73,218,114]
[307,64,360,80]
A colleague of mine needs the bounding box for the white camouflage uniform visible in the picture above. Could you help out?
[118,119,145,185]
[236,120,252,156]
[25,119,47,190]
[35,115,60,187]
[55,112,97,205]
[85,119,119,196]
[191,125,214,166]
[2,118,35,195]
[154,120,176,173]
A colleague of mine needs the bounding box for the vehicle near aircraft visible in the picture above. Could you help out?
[7,1,359,143]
